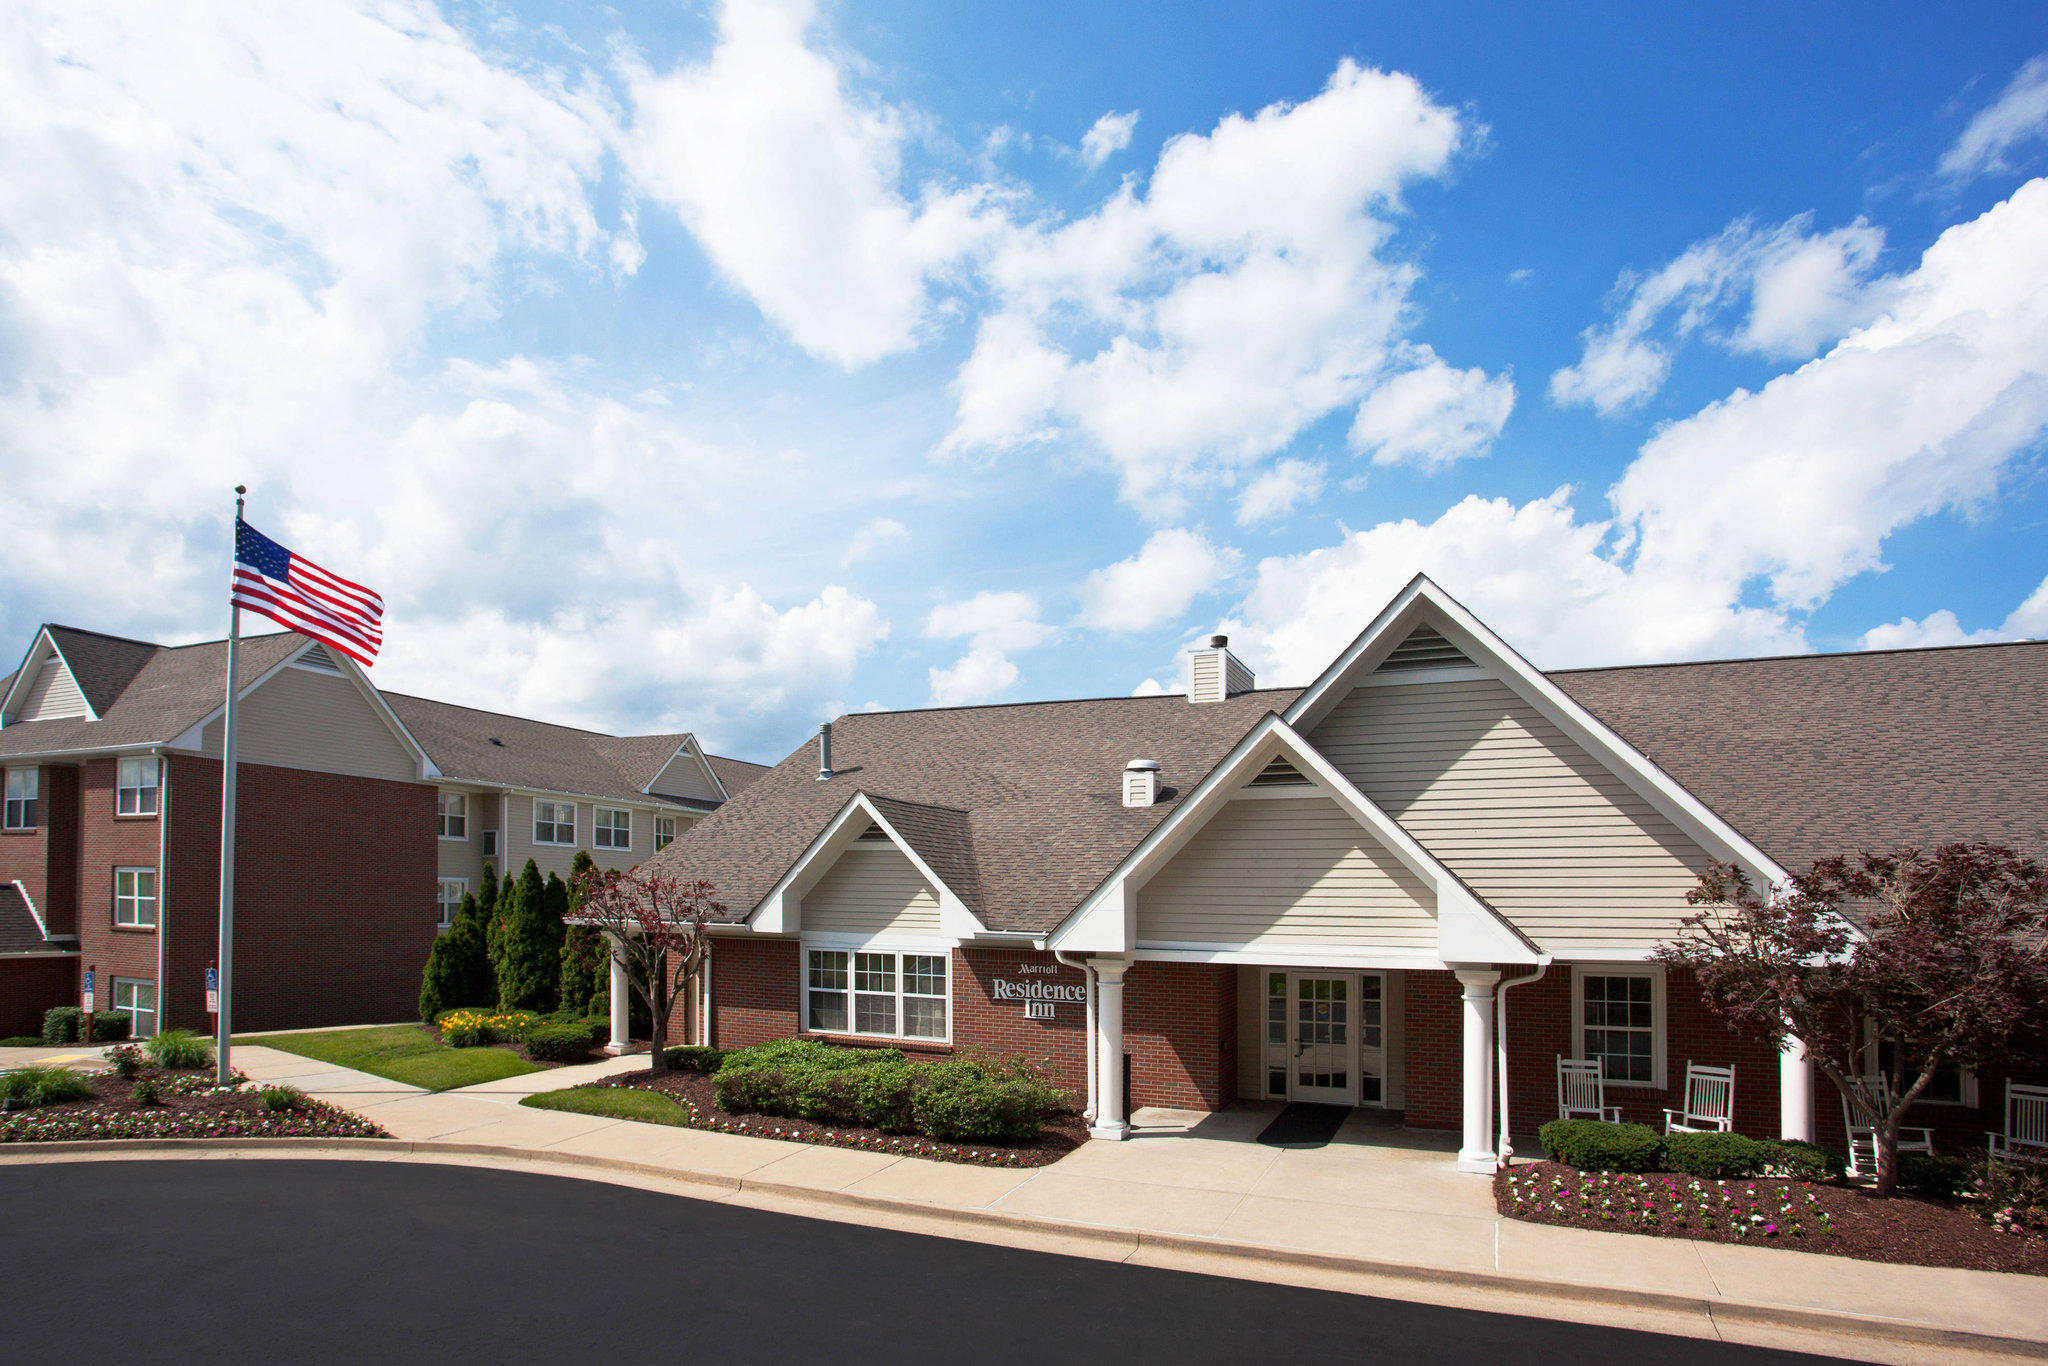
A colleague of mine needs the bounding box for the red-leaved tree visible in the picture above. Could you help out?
[570,868,725,1075]
[1657,843,2048,1195]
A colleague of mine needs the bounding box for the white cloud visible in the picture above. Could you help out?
[1079,110,1139,168]
[1239,177,2048,683]
[617,0,1000,367]
[1348,350,1514,467]
[1236,459,1326,525]
[922,590,1055,704]
[1550,216,1887,412]
[948,59,1504,516]
[1942,53,2048,180]
[1860,574,2048,649]
[1077,528,1243,632]
[843,516,910,565]
[1130,676,1171,696]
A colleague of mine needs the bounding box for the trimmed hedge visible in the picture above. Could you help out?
[41,1007,132,1044]
[524,1021,600,1063]
[1537,1119,1665,1172]
[711,1040,1073,1144]
[1898,1152,1971,1199]
[1768,1139,1847,1181]
[1665,1130,1774,1179]
[662,1045,726,1074]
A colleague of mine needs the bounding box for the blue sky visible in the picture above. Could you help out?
[3,2,2047,762]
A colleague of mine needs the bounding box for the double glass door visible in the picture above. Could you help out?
[1266,971,1385,1106]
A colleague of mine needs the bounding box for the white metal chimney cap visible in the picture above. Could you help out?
[1124,759,1161,771]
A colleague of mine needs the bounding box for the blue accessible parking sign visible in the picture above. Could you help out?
[206,967,219,1015]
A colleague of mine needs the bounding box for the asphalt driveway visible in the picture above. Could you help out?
[0,1159,1844,1364]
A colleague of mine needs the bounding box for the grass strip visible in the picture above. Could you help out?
[240,1025,541,1092]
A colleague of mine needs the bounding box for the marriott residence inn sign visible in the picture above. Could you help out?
[990,963,1085,1018]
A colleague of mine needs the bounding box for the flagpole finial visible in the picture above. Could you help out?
[235,484,246,495]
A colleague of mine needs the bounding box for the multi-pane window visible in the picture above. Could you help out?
[438,791,467,839]
[594,807,631,850]
[114,867,158,928]
[533,800,575,846]
[3,767,37,830]
[115,757,159,816]
[1876,1039,1975,1105]
[1581,972,1657,1084]
[805,948,947,1041]
[114,978,157,1038]
[655,816,677,851]
[437,878,467,931]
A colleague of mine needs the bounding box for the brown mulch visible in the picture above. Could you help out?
[0,1066,388,1141]
[589,1066,1088,1167]
[1497,1160,2048,1276]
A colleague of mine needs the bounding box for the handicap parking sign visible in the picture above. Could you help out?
[205,967,219,1015]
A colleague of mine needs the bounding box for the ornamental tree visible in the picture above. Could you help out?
[1657,843,2048,1195]
[495,859,560,1012]
[571,867,724,1075]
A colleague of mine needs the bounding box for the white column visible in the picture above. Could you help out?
[1779,1033,1815,1142]
[1089,957,1128,1140]
[1453,967,1501,1173]
[605,937,631,1056]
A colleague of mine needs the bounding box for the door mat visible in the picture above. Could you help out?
[1255,1103,1350,1149]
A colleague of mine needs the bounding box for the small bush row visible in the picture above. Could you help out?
[42,1006,131,1044]
[523,1020,600,1063]
[1539,1120,1854,1182]
[709,1039,1074,1144]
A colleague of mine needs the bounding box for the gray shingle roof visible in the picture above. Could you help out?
[0,884,71,955]
[642,689,1300,933]
[708,754,770,796]
[380,691,725,809]
[46,626,159,716]
[0,630,304,758]
[648,640,2048,939]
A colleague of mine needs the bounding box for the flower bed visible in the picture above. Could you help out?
[0,1066,388,1143]
[1497,1160,2048,1276]
[580,1067,1086,1167]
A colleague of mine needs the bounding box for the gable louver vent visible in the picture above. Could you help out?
[1373,624,1474,674]
[1246,755,1312,787]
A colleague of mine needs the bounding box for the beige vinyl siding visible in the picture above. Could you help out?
[1189,652,1223,703]
[437,788,487,884]
[1136,796,1436,950]
[199,665,417,783]
[801,846,943,937]
[498,794,676,881]
[1308,676,1712,954]
[648,750,721,803]
[18,656,89,722]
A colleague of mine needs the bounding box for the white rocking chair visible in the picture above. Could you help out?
[1664,1063,1735,1134]
[1988,1082,2048,1167]
[1558,1056,1621,1123]
[1842,1075,1934,1179]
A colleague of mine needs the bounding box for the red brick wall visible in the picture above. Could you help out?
[1403,970,1462,1129]
[74,758,164,1020]
[156,756,437,1032]
[708,935,800,1047]
[0,954,76,1037]
[1124,961,1236,1111]
[0,761,77,932]
[954,949,1088,1097]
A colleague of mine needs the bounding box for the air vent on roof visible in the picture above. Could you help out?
[1246,756,1312,787]
[1373,624,1474,673]
[855,823,892,842]
[489,737,504,747]
[290,647,344,676]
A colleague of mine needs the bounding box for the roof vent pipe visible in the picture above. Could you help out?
[816,721,833,781]
[1123,759,1160,807]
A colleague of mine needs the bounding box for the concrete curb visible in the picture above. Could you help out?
[5,1136,2044,1359]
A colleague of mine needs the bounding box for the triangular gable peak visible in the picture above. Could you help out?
[1283,574,1789,895]
[172,637,438,781]
[1049,713,1537,965]
[0,630,95,725]
[748,791,985,942]
[645,735,727,804]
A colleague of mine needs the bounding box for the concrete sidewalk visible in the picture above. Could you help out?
[11,1043,2047,1362]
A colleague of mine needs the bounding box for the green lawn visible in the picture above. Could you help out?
[241,1024,542,1091]
[521,1086,692,1127]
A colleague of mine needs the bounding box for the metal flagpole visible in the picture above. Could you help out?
[216,484,246,1086]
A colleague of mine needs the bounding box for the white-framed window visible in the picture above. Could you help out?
[1872,1034,1980,1107]
[114,867,158,929]
[3,767,37,830]
[115,756,160,816]
[438,791,467,840]
[533,800,575,846]
[437,878,467,931]
[656,815,678,851]
[1573,966,1663,1088]
[805,947,949,1042]
[113,978,157,1038]
[594,807,631,851]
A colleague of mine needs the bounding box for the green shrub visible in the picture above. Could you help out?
[0,1035,41,1047]
[436,1009,540,1047]
[911,1063,1046,1143]
[495,861,562,1012]
[1897,1152,1971,1199]
[662,1045,725,1074]
[419,892,496,1021]
[1767,1139,1847,1181]
[1978,1156,2048,1230]
[0,1064,95,1109]
[145,1029,213,1070]
[1538,1119,1665,1172]
[90,1012,132,1043]
[711,1043,1070,1144]
[524,1021,600,1063]
[42,1006,82,1044]
[107,1044,145,1079]
[1664,1130,1773,1179]
[260,1085,304,1112]
[130,1078,160,1106]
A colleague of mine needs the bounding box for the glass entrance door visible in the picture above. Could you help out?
[1288,973,1357,1105]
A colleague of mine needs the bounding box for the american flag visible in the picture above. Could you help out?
[231,519,383,667]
